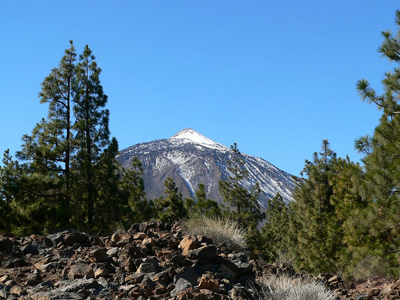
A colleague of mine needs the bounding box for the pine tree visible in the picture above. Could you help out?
[218,143,264,227]
[352,10,400,275]
[121,156,153,224]
[287,142,367,276]
[73,44,110,225]
[261,193,289,263]
[15,41,78,229]
[0,150,22,232]
[218,143,265,257]
[2,42,143,234]
[155,177,187,223]
[328,156,368,277]
[289,140,342,273]
[186,183,221,217]
[81,137,120,231]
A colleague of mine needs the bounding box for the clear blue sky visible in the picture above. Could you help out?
[1,1,399,176]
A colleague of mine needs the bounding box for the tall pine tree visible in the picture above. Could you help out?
[15,41,78,229]
[0,150,22,232]
[218,143,265,256]
[289,140,342,273]
[218,143,264,228]
[185,183,221,217]
[1,42,145,234]
[261,193,290,263]
[353,10,400,275]
[155,177,187,223]
[73,45,110,225]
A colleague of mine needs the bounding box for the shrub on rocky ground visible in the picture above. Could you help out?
[256,274,337,300]
[182,214,247,251]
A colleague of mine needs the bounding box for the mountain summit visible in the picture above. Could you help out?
[117,129,295,207]
[169,128,227,150]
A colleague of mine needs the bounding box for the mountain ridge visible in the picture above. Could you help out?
[117,129,295,207]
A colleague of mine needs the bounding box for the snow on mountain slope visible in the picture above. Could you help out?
[117,129,296,208]
[169,128,228,151]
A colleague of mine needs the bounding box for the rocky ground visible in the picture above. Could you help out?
[0,222,399,300]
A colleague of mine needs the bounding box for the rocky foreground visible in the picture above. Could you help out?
[0,222,400,300]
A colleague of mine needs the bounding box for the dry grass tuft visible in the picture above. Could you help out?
[256,275,337,300]
[182,214,247,251]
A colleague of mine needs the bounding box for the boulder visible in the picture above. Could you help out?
[9,286,27,296]
[89,247,108,263]
[171,278,193,296]
[174,267,200,286]
[64,232,89,246]
[111,233,121,243]
[0,236,13,251]
[22,244,39,256]
[68,263,94,279]
[197,274,219,292]
[47,232,65,246]
[58,278,99,293]
[136,262,157,274]
[224,253,253,277]
[179,236,201,256]
[23,291,84,300]
[106,247,119,258]
[94,266,109,278]
[59,249,75,258]
[188,245,218,262]
[152,270,171,286]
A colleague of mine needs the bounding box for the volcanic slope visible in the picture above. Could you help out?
[116,128,296,208]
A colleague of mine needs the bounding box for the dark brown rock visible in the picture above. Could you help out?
[133,232,147,240]
[89,247,108,263]
[68,263,94,279]
[0,236,13,251]
[152,271,171,287]
[188,245,218,262]
[154,285,168,295]
[0,222,379,300]
[175,267,200,286]
[64,232,89,246]
[22,244,39,256]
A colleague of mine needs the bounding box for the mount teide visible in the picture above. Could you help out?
[116,129,296,208]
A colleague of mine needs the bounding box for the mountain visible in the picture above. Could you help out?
[116,128,296,208]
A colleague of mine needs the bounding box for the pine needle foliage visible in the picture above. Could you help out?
[219,143,265,228]
[352,9,400,276]
[0,42,149,234]
[154,177,187,223]
[288,141,364,275]
[261,193,290,263]
[185,183,221,217]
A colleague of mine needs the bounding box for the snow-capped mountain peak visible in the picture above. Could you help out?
[117,129,295,206]
[168,128,227,150]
